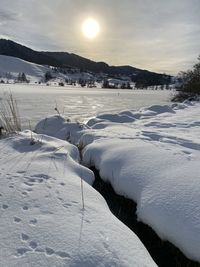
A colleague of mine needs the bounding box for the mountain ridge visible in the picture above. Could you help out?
[0,39,162,75]
[0,39,171,86]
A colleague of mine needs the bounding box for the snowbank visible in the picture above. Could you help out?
[80,102,200,262]
[35,115,89,144]
[0,131,157,267]
[34,102,200,262]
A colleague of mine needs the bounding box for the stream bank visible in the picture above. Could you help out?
[91,167,200,267]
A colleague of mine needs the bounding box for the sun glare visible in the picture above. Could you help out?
[82,18,100,39]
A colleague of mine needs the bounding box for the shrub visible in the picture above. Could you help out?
[173,56,200,101]
[0,93,21,134]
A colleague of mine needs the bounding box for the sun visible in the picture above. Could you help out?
[82,18,100,39]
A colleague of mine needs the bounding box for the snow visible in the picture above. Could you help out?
[34,115,88,144]
[0,55,94,83]
[0,55,50,82]
[35,101,200,262]
[0,131,157,267]
[79,102,200,262]
[0,83,172,129]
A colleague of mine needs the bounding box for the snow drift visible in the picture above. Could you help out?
[0,131,157,267]
[81,102,200,262]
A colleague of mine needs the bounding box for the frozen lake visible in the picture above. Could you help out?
[0,84,173,129]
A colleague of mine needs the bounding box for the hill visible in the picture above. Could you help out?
[0,39,171,86]
[0,55,50,82]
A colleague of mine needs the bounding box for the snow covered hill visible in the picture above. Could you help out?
[0,54,97,84]
[0,55,50,82]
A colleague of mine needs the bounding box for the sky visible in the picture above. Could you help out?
[0,0,200,74]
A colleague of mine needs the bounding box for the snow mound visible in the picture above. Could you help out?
[0,132,157,267]
[144,104,175,114]
[35,115,88,144]
[87,104,177,127]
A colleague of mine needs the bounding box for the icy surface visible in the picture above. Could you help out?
[0,132,157,267]
[77,102,200,262]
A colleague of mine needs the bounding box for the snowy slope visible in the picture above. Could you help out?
[35,102,200,263]
[0,132,157,267]
[0,55,49,82]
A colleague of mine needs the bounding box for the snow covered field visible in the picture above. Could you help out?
[35,101,200,263]
[1,82,199,265]
[0,83,172,129]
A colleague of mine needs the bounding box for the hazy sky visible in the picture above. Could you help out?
[0,0,200,74]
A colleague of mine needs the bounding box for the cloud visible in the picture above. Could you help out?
[0,10,20,25]
[0,0,199,74]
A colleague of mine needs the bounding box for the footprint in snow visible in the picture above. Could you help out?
[29,241,37,250]
[71,201,78,204]
[55,251,70,258]
[45,247,55,256]
[2,204,8,209]
[13,174,20,178]
[45,247,70,259]
[16,247,31,257]
[21,233,29,241]
[84,219,91,224]
[22,205,29,211]
[14,217,22,223]
[63,203,72,209]
[26,188,32,192]
[24,181,34,187]
[29,218,37,226]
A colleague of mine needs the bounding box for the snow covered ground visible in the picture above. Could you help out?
[35,101,200,263]
[0,83,172,129]
[0,131,157,266]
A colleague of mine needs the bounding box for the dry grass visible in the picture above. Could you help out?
[0,93,21,135]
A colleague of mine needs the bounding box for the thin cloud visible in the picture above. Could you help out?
[0,0,199,74]
[0,10,20,23]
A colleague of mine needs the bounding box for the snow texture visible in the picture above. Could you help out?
[80,102,200,262]
[35,101,200,262]
[0,131,157,267]
[35,115,89,144]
